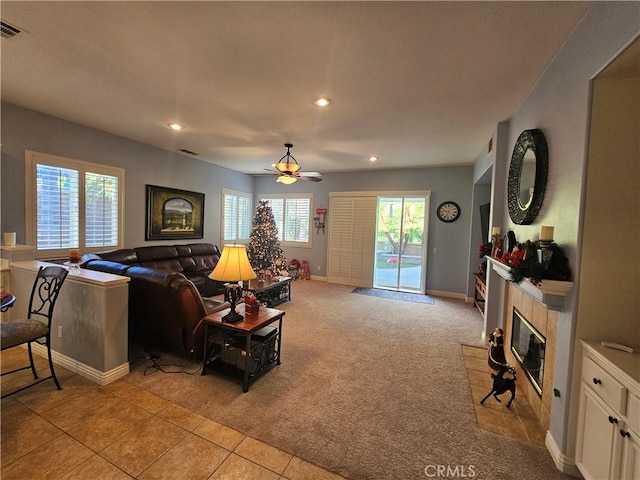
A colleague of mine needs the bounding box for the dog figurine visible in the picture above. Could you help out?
[480,365,517,408]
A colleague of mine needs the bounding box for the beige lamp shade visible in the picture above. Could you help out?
[275,162,301,173]
[276,175,297,185]
[209,244,257,282]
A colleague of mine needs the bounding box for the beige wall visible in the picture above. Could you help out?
[577,39,640,347]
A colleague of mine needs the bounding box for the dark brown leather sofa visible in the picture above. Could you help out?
[81,243,228,359]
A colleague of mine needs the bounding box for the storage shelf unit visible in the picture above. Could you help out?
[473,273,486,316]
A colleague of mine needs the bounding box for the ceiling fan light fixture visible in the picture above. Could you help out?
[276,175,297,185]
[275,143,301,173]
[275,162,301,173]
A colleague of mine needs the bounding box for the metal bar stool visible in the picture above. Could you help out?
[1,266,69,398]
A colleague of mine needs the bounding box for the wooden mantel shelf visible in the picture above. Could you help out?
[485,256,573,311]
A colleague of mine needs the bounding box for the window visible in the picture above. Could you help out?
[26,151,124,259]
[222,189,252,244]
[259,193,312,247]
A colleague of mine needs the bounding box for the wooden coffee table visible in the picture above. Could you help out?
[243,276,292,307]
[201,303,284,392]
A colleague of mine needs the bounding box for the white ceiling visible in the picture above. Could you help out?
[0,1,590,175]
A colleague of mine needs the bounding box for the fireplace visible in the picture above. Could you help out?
[511,307,546,396]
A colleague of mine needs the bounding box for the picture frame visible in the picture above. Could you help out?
[145,185,205,240]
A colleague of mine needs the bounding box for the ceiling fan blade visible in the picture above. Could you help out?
[300,176,322,182]
[298,171,322,177]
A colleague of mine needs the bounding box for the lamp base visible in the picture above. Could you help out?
[222,283,244,323]
[221,310,244,323]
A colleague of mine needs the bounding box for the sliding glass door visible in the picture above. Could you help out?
[374,196,428,293]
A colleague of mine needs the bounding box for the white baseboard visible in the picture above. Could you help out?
[29,343,130,386]
[545,432,582,478]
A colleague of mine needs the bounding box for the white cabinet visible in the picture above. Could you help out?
[576,341,640,480]
[621,427,640,480]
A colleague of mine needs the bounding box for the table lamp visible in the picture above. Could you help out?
[209,244,257,323]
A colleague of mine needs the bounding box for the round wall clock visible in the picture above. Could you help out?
[436,201,461,223]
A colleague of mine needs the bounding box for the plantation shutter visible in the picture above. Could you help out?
[223,191,251,242]
[27,150,124,259]
[36,164,80,250]
[284,197,310,242]
[327,195,377,287]
[265,198,284,240]
[259,194,312,247]
[85,171,119,247]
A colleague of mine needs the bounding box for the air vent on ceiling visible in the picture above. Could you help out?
[178,149,199,156]
[1,20,22,39]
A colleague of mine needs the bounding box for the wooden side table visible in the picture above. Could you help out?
[201,303,284,392]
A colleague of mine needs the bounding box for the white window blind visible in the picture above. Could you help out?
[27,151,124,259]
[260,194,312,247]
[222,189,252,243]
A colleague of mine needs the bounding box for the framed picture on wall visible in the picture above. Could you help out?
[145,185,205,240]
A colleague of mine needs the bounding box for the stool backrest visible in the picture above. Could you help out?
[28,266,69,326]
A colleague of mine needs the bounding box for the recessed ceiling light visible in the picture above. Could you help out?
[313,98,331,107]
[369,156,378,162]
[168,123,184,131]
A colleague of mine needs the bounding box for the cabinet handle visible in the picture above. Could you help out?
[620,429,631,438]
[608,416,618,424]
[593,378,602,385]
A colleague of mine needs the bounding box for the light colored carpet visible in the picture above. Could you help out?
[124,280,573,480]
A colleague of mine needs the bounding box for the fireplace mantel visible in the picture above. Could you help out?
[485,256,573,311]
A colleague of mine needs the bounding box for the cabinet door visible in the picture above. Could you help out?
[621,428,640,480]
[576,385,623,480]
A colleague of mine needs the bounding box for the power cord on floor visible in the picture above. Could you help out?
[143,354,202,376]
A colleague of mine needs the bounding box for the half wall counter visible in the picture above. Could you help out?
[8,261,130,385]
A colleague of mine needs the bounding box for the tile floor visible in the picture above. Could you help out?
[461,344,546,447]
[1,347,345,480]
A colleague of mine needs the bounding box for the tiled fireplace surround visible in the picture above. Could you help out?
[503,283,557,432]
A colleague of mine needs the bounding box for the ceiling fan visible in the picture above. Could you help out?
[265,143,322,184]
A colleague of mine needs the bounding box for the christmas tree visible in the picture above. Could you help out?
[246,200,288,275]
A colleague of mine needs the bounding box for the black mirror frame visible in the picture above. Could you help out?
[507,129,548,225]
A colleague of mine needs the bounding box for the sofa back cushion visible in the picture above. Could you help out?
[175,244,197,271]
[89,248,139,265]
[187,243,221,272]
[134,246,183,272]
[81,259,130,275]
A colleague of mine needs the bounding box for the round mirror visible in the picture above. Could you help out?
[507,129,548,225]
[519,149,537,209]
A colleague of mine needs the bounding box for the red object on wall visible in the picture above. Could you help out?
[301,260,311,280]
[314,206,328,234]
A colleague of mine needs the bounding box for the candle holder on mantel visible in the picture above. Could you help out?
[537,226,555,269]
[537,241,554,269]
